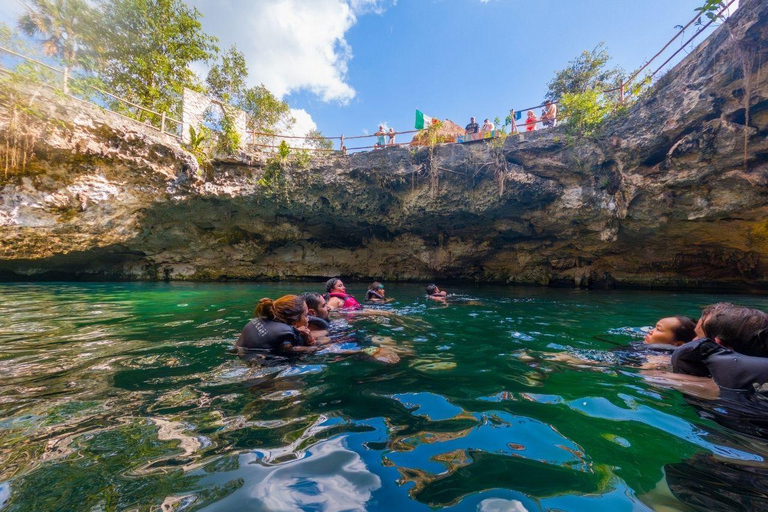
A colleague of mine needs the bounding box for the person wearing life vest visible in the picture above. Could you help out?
[235,295,319,354]
[324,278,362,311]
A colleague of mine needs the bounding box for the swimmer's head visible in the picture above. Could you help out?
[426,284,439,295]
[368,281,383,290]
[254,295,308,328]
[696,302,734,339]
[702,305,768,357]
[325,278,345,294]
[301,292,330,321]
[644,316,696,346]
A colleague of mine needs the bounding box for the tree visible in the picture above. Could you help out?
[206,45,248,104]
[545,42,624,103]
[306,129,333,150]
[239,84,293,134]
[558,90,612,136]
[96,0,218,120]
[17,0,97,74]
[204,46,293,136]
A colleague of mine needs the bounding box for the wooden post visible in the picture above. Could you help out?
[161,112,166,134]
[340,134,345,153]
[619,83,625,104]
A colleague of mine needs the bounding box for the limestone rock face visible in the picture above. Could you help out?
[1,0,767,289]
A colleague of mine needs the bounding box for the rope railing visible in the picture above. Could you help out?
[0,45,183,138]
[649,0,737,79]
[249,131,341,140]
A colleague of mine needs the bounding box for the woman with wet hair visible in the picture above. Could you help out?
[235,295,317,354]
[673,304,768,390]
[644,316,697,347]
[324,278,362,311]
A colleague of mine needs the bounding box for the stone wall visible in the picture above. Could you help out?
[0,0,767,289]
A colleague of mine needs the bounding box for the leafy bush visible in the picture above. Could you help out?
[559,90,612,136]
[215,110,241,155]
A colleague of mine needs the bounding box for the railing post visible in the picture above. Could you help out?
[161,112,166,134]
[619,83,625,104]
[340,134,345,153]
[63,66,69,94]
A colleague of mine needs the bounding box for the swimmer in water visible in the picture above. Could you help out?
[324,278,363,311]
[644,316,697,348]
[672,304,768,391]
[365,281,387,302]
[426,284,447,302]
[300,292,331,331]
[534,315,697,369]
[235,295,320,355]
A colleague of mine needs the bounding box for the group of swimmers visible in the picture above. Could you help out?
[235,281,768,393]
[235,278,448,355]
[612,302,768,392]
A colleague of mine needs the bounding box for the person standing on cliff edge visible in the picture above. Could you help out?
[541,100,557,128]
[465,117,479,135]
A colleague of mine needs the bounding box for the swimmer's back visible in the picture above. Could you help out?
[236,318,302,351]
[673,338,768,390]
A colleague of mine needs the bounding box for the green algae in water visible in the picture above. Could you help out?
[1,282,768,511]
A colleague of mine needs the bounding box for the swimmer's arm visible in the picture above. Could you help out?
[634,354,671,370]
[543,351,598,365]
[640,370,720,400]
[287,345,320,353]
[313,334,334,346]
[326,297,344,310]
[278,341,319,354]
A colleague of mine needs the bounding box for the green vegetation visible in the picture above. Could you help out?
[545,42,651,136]
[214,107,241,155]
[95,0,217,121]
[206,45,293,138]
[557,90,612,136]
[306,129,334,151]
[488,118,509,197]
[0,71,52,180]
[545,43,624,103]
[17,0,97,75]
[185,124,210,175]
[8,0,323,152]
[259,140,291,187]
[695,0,730,23]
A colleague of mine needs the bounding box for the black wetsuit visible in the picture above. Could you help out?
[308,315,330,330]
[235,318,304,352]
[365,290,384,301]
[672,338,768,391]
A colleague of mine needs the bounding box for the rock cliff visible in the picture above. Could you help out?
[1,0,767,289]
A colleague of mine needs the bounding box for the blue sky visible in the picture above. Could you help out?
[0,0,735,144]
[296,0,731,141]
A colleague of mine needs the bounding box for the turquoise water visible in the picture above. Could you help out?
[1,282,768,511]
